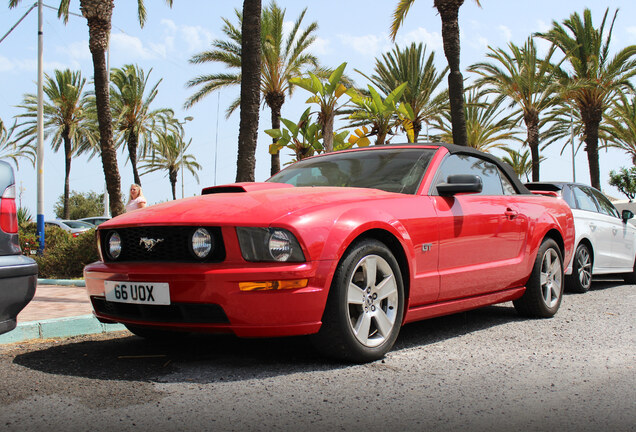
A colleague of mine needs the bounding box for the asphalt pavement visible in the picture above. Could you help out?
[0,280,125,345]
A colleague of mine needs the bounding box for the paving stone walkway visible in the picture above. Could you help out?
[18,284,93,322]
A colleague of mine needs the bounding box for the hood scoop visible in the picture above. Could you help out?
[201,182,294,195]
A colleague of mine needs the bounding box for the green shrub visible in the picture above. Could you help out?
[17,223,99,278]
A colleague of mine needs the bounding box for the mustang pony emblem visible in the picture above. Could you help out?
[139,237,164,252]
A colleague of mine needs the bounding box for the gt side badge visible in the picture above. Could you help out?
[422,243,432,252]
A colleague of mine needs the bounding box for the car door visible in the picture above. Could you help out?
[431,154,527,301]
[588,188,635,270]
[570,186,614,270]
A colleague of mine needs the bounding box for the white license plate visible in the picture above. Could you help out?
[104,281,170,305]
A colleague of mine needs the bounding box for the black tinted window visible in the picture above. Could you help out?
[434,154,504,195]
[268,148,435,194]
[561,185,576,208]
[588,188,620,218]
[572,186,599,212]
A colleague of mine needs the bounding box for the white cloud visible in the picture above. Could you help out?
[180,25,213,53]
[308,36,329,56]
[338,34,386,56]
[396,27,443,51]
[535,19,551,34]
[55,40,91,62]
[499,25,512,42]
[0,56,15,72]
[110,33,157,61]
[627,26,636,43]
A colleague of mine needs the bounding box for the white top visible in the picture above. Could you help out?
[125,196,147,212]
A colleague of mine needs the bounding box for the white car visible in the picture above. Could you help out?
[526,182,636,292]
[78,216,111,226]
[45,219,94,237]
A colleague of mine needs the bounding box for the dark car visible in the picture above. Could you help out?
[0,160,38,335]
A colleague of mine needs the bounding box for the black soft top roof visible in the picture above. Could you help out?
[434,143,532,195]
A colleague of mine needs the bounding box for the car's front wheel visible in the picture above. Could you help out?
[566,243,593,293]
[514,238,563,318]
[313,239,404,363]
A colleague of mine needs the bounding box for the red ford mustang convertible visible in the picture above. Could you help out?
[85,144,574,362]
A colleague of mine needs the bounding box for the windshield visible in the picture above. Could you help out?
[64,221,94,229]
[268,148,436,195]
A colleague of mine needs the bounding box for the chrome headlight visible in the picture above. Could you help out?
[191,228,213,259]
[107,231,121,260]
[236,227,305,262]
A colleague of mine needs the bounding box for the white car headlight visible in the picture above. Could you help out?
[191,228,213,259]
[236,227,305,262]
[107,231,121,259]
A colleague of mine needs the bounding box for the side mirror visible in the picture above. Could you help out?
[437,174,483,196]
[622,209,634,223]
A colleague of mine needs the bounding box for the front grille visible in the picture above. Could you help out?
[100,226,225,263]
[91,297,229,324]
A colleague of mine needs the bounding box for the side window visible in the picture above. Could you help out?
[588,188,620,218]
[561,185,576,208]
[433,154,504,195]
[498,168,518,195]
[571,186,599,212]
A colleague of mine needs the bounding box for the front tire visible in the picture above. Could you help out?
[566,243,593,293]
[313,239,404,363]
[514,238,563,318]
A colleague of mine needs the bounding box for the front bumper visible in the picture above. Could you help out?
[84,258,336,338]
[0,255,38,335]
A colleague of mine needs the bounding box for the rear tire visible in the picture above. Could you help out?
[514,238,563,318]
[566,243,593,293]
[312,239,404,363]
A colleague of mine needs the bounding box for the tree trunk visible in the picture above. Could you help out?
[236,0,262,183]
[267,94,284,176]
[128,132,141,186]
[582,105,602,189]
[169,168,177,200]
[323,113,334,153]
[81,0,124,216]
[63,133,72,219]
[524,110,540,182]
[435,0,468,147]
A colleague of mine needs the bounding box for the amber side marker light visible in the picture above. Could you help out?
[239,279,309,291]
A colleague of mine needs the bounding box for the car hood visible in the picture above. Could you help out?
[101,183,397,228]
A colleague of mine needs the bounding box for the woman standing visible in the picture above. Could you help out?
[125,184,147,212]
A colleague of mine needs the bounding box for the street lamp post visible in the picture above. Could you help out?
[180,116,193,198]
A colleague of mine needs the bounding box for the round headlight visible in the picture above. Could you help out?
[268,229,293,261]
[107,231,121,259]
[192,228,213,259]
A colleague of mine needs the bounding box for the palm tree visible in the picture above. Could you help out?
[435,89,517,152]
[185,1,318,175]
[0,118,35,168]
[13,69,97,218]
[602,92,636,166]
[537,8,636,189]
[346,83,408,145]
[469,37,559,181]
[500,147,545,182]
[289,62,350,152]
[9,0,174,216]
[237,0,261,182]
[357,43,448,142]
[110,64,176,186]
[390,0,481,147]
[139,130,201,200]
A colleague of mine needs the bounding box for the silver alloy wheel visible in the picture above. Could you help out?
[346,254,399,348]
[576,246,592,290]
[540,248,562,308]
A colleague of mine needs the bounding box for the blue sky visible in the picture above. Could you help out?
[1,0,635,217]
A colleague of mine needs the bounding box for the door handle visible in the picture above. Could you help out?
[589,223,597,231]
[505,208,518,219]
[612,227,618,235]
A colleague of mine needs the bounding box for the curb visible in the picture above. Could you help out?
[0,315,126,345]
[37,278,85,287]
